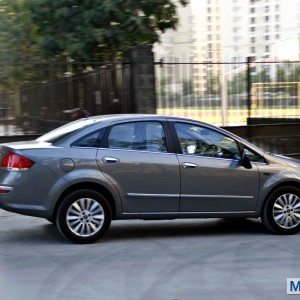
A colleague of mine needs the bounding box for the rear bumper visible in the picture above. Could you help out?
[0,162,63,219]
[0,193,49,218]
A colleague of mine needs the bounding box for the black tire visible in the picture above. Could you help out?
[56,189,112,244]
[261,186,300,235]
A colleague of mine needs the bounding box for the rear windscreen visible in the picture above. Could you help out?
[36,119,97,143]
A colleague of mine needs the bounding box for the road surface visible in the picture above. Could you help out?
[0,210,299,300]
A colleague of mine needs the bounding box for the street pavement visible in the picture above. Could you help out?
[0,209,299,300]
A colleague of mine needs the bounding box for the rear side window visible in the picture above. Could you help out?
[71,127,106,148]
[107,121,167,153]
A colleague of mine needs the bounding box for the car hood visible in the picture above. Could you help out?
[265,153,300,169]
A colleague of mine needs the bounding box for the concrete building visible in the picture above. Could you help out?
[154,2,193,63]
[153,2,194,96]
[222,0,300,62]
[154,0,300,96]
[192,0,223,95]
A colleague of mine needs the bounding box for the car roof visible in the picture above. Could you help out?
[84,114,205,123]
[84,114,241,140]
[57,114,266,157]
[85,114,233,136]
[83,114,232,137]
[87,113,253,148]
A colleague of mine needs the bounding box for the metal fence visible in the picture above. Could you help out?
[155,59,300,126]
[0,58,300,139]
[18,63,134,133]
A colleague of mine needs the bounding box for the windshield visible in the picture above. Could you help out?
[36,118,97,143]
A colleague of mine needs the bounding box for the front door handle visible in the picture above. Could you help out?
[182,162,198,169]
[102,157,119,164]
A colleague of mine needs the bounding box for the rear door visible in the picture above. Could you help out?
[96,120,180,213]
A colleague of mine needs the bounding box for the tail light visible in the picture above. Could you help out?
[1,151,34,171]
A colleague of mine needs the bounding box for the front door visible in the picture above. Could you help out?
[97,120,180,213]
[172,122,260,212]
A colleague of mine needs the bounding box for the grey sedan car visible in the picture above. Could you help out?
[0,114,300,243]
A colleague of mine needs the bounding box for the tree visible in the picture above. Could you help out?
[287,65,300,83]
[0,0,44,90]
[276,65,286,82]
[252,68,271,83]
[228,73,247,94]
[182,79,193,96]
[206,75,220,95]
[28,0,188,62]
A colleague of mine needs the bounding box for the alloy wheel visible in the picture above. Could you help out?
[66,198,105,237]
[272,193,300,229]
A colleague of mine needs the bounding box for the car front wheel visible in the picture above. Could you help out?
[56,189,112,243]
[261,186,300,235]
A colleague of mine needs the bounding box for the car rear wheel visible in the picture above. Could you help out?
[56,189,112,243]
[261,186,300,234]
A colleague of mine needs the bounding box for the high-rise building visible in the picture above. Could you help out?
[222,0,300,62]
[192,0,223,95]
[154,0,300,95]
[154,2,193,63]
[154,2,194,95]
[155,0,300,61]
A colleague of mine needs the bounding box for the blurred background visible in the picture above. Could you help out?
[0,0,299,157]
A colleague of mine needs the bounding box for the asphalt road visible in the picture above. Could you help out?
[0,209,299,300]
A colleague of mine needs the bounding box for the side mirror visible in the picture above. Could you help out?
[239,150,252,169]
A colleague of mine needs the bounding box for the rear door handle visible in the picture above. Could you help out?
[182,162,198,168]
[102,157,119,164]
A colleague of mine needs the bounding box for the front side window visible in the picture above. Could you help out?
[108,121,167,153]
[174,123,240,159]
[244,147,266,163]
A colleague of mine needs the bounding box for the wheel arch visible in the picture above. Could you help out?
[260,181,300,213]
[51,182,118,222]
